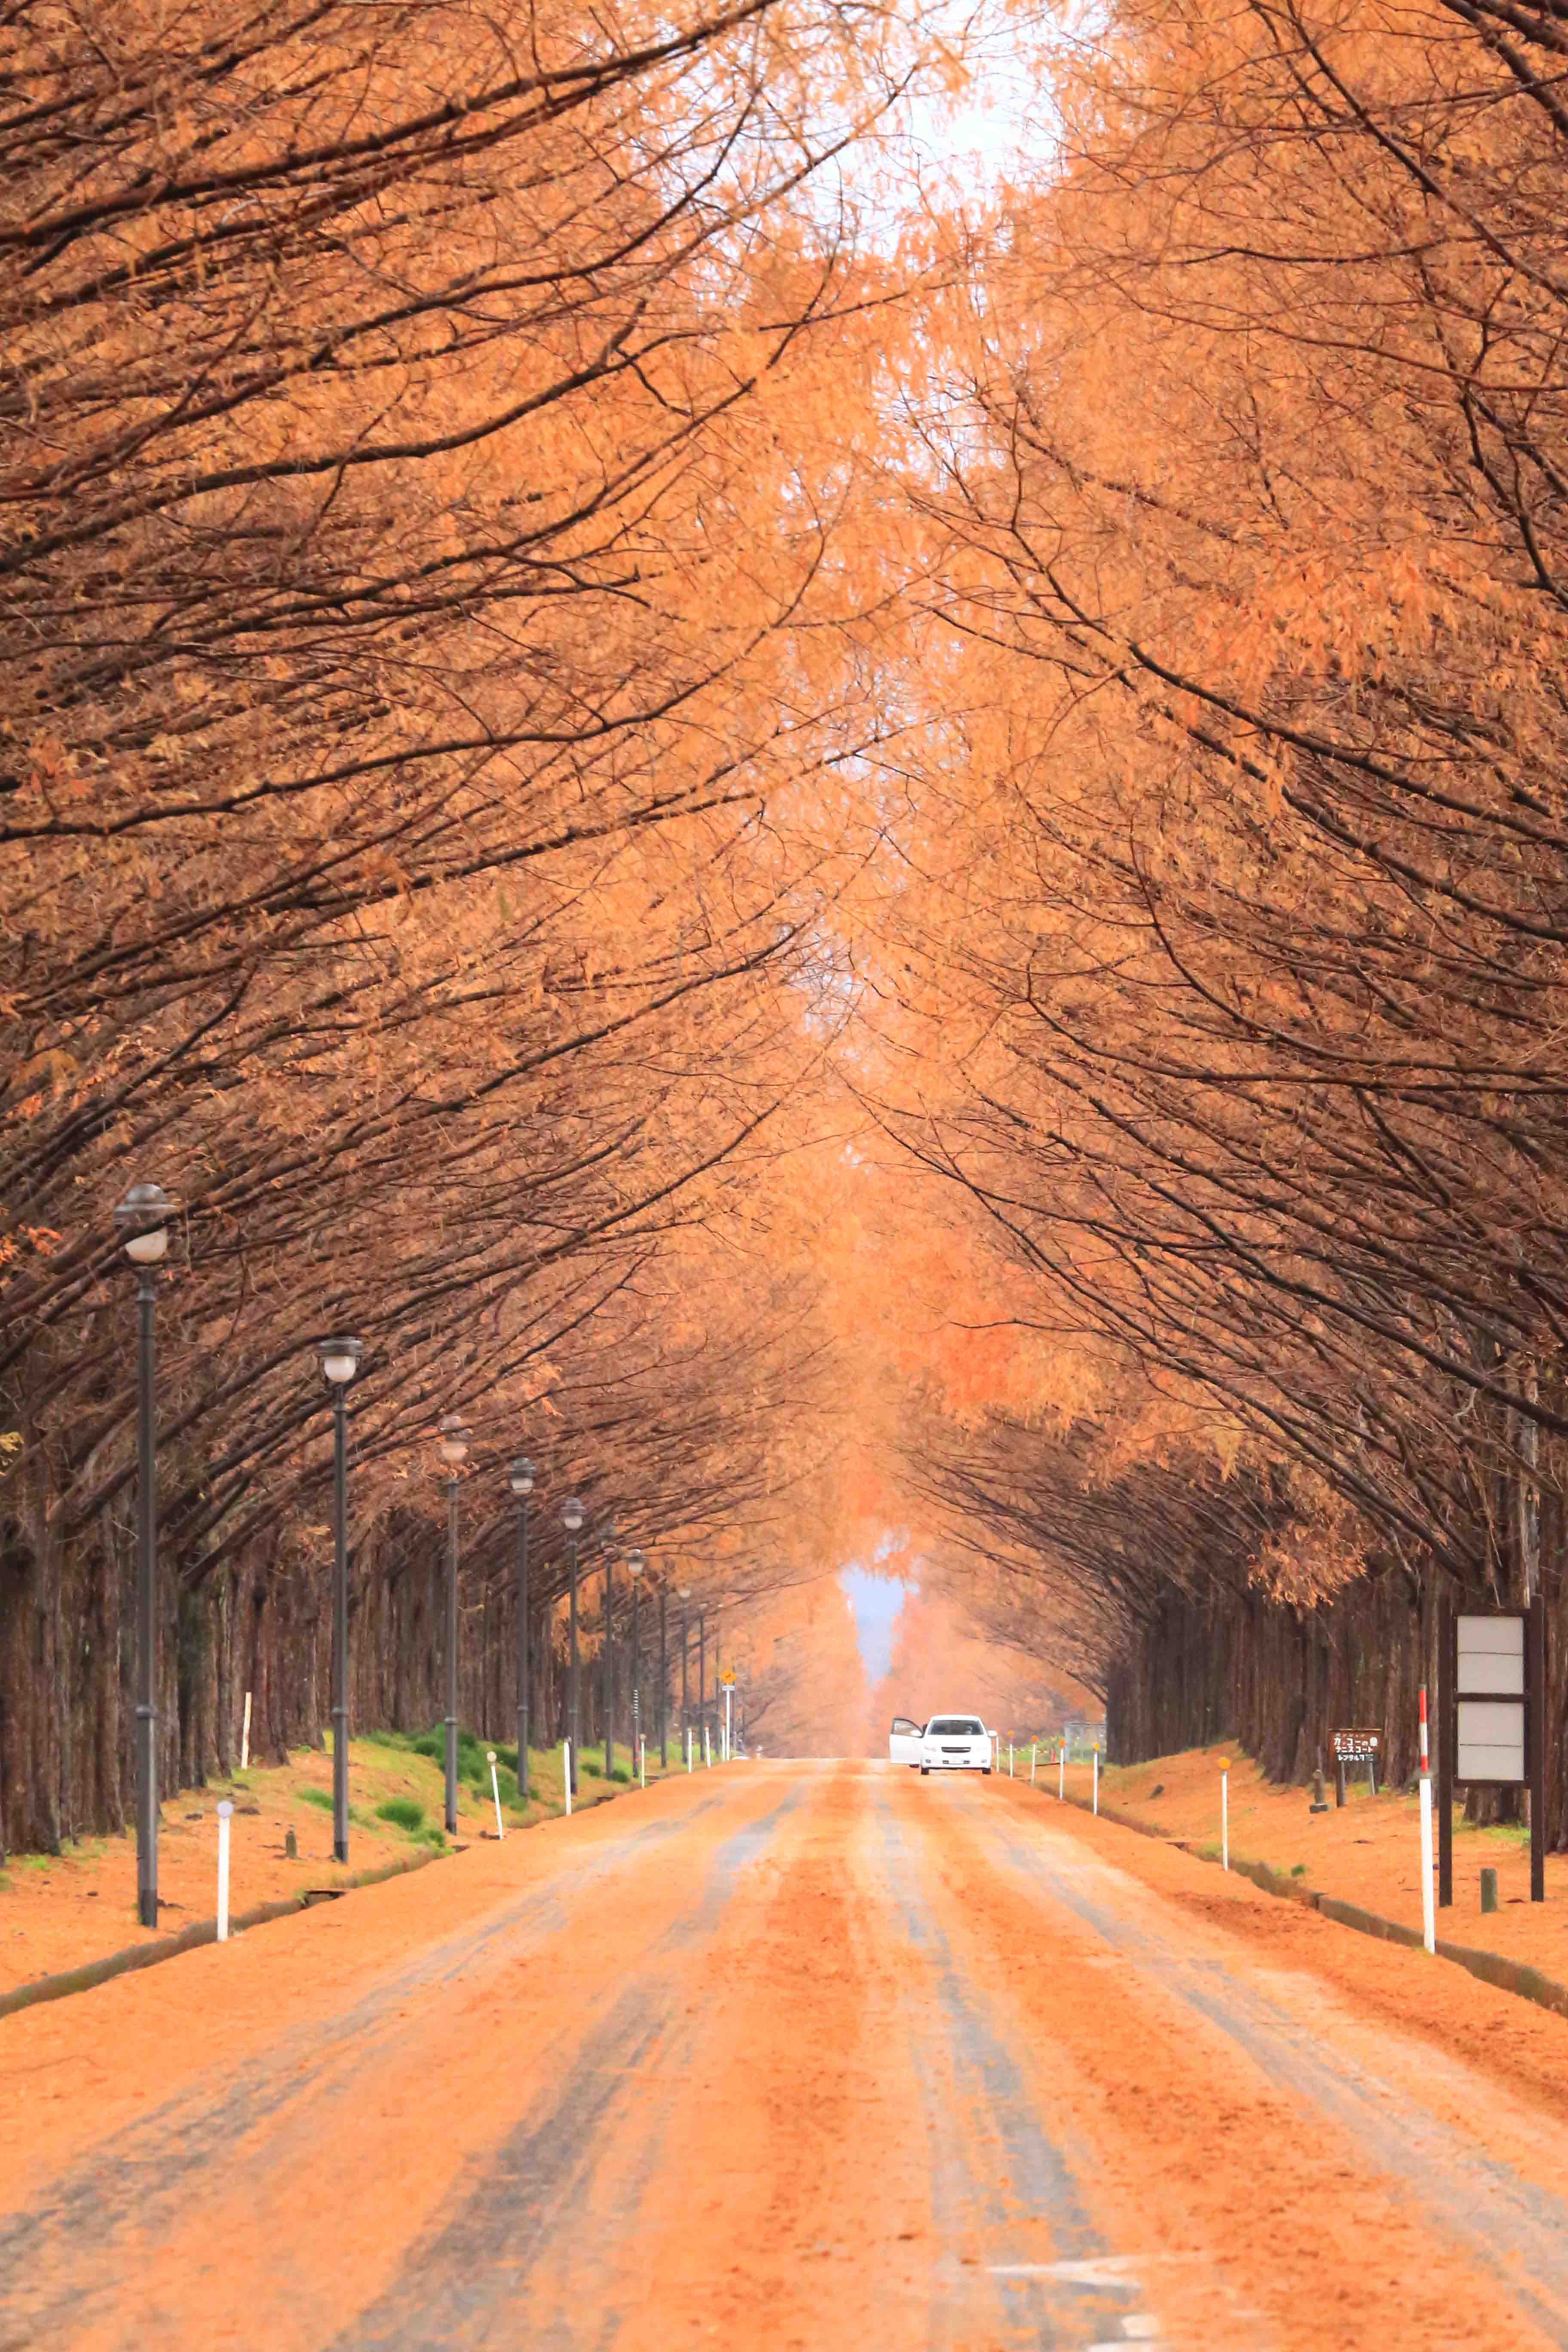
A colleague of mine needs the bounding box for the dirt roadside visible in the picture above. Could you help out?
[1037,1742,1568,1978]
[0,1731,689,1998]
[995,1767,1568,2136]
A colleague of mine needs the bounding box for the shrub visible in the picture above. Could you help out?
[299,1787,334,1812]
[377,1797,425,1833]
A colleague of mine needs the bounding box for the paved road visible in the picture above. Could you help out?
[6,1764,1568,2349]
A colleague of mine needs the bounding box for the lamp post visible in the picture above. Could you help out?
[318,1337,364,1863]
[508,1459,534,1801]
[438,1414,471,1836]
[114,1179,174,1930]
[601,1531,616,1779]
[658,1575,669,1768]
[678,1585,692,1749]
[698,1608,707,1758]
[563,1497,584,1794]
[628,1550,645,1769]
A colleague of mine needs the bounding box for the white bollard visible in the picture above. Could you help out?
[1220,1756,1229,1871]
[216,1801,233,1942]
[1059,1742,1065,1801]
[1009,1742,1014,1778]
[1092,1744,1099,1815]
[1031,1743,1037,1787]
[240,1690,251,1773]
[1419,1687,1435,1955]
[686,1726,693,1773]
[488,1749,504,1841]
[704,1724,712,1768]
[640,1736,646,1790]
[563,1740,572,1817]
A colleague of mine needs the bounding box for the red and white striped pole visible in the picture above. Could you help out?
[1418,1686,1435,1955]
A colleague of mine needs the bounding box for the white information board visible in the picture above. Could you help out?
[1456,1614,1526,1783]
[1457,1614,1524,1693]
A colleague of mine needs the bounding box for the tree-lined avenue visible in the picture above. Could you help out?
[7,1768,1568,2348]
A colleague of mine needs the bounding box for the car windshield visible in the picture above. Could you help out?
[928,1718,983,1736]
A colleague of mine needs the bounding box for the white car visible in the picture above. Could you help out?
[889,1715,925,1766]
[919,1714,992,1775]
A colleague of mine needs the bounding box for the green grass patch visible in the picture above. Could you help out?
[376,1796,425,1833]
[1290,1862,1307,1877]
[298,1787,334,1813]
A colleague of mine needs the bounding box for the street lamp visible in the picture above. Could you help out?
[657,1566,670,1768]
[600,1529,617,1780]
[438,1413,470,1835]
[678,1583,692,1753]
[627,1550,646,1768]
[113,1179,174,1929]
[508,1458,535,1802]
[318,1337,364,1863]
[563,1496,584,1794]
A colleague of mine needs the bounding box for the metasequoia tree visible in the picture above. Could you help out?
[0,0,951,1849]
[841,0,1568,1807]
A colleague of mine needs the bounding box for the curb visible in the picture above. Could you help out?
[1047,1786,1568,2025]
[0,1848,438,2025]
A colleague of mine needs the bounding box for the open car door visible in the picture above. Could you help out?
[889,1716,925,1766]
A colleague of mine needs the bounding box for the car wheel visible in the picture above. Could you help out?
[982,1765,992,1776]
[920,1764,930,1776]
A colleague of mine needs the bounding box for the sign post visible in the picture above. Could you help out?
[216,1800,233,1943]
[1438,1595,1454,1908]
[1533,1592,1547,1904]
[1418,1690,1435,1954]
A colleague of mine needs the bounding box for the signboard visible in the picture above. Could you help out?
[1439,1596,1545,1911]
[1331,1729,1380,1761]
[1455,1613,1526,1785]
[719,1669,735,1687]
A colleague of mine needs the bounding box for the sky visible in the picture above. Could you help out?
[839,1563,914,1684]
